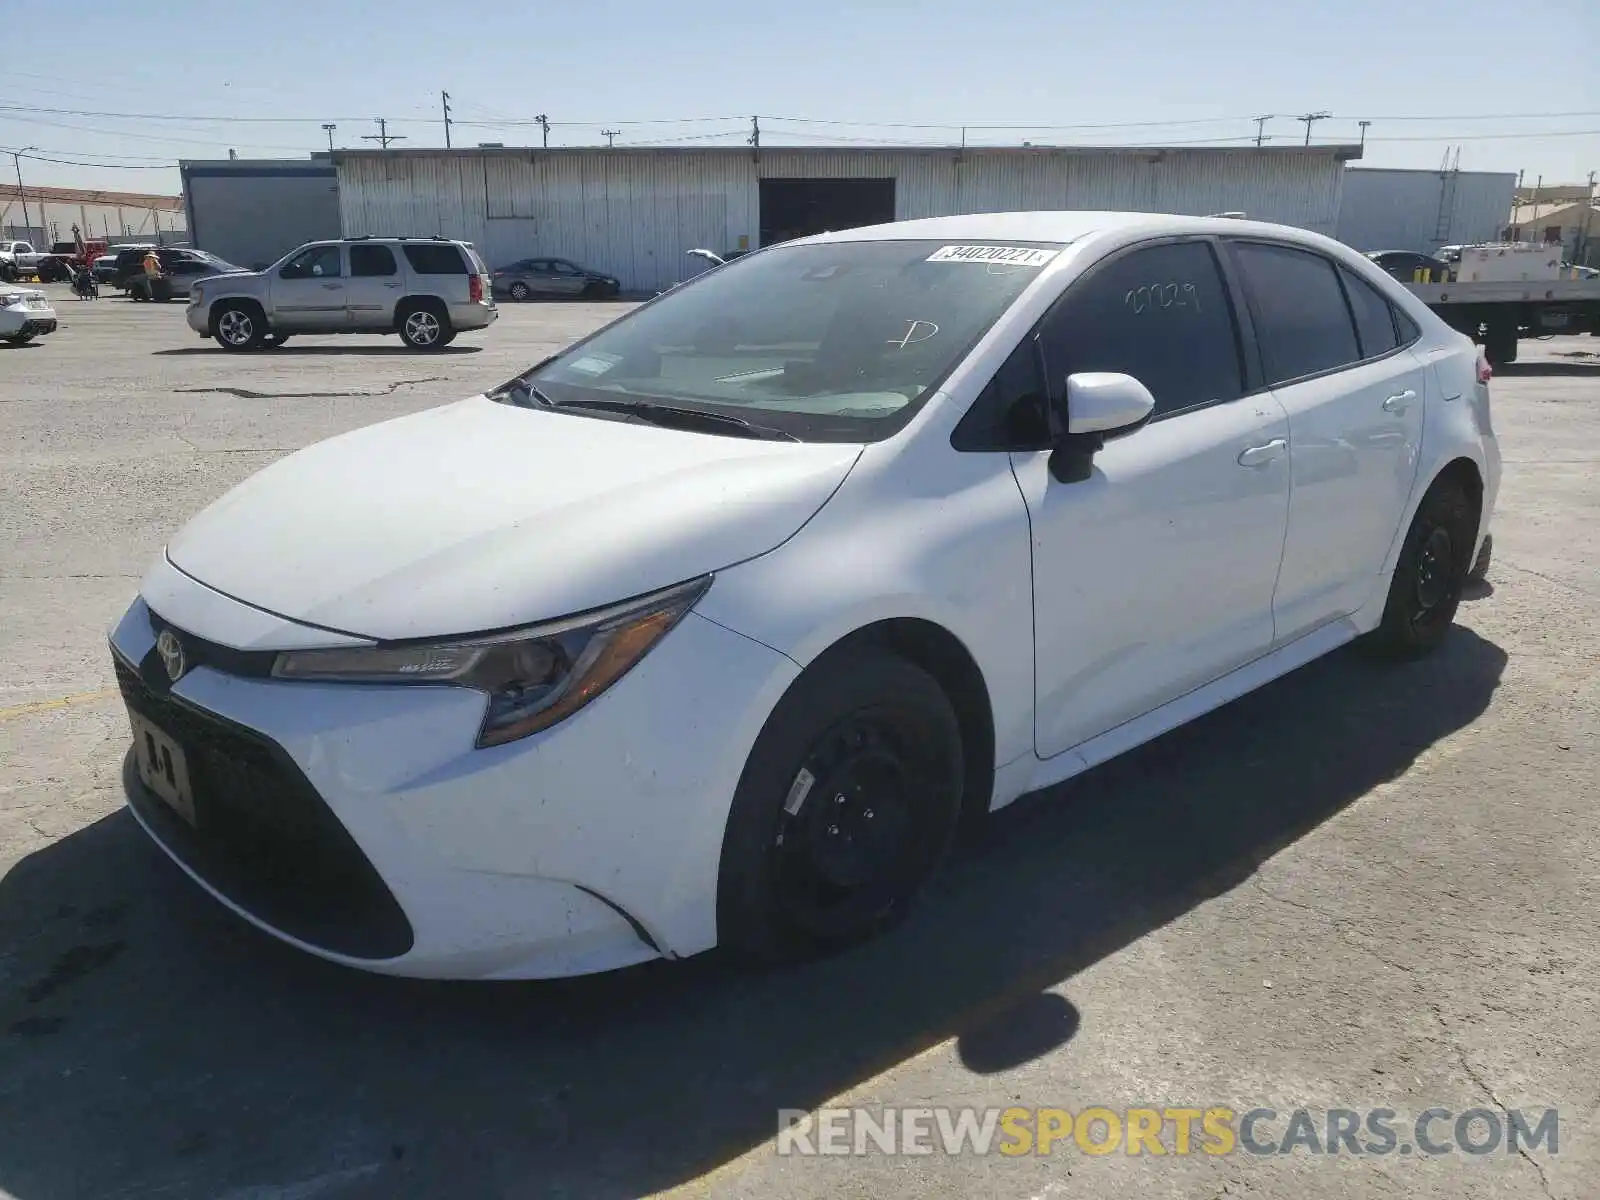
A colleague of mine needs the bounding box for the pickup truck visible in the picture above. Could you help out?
[0,241,47,282]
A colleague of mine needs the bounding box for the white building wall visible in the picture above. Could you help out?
[1335,168,1516,254]
[337,147,1351,294]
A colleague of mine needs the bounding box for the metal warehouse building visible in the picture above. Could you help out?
[332,144,1360,294]
[1335,167,1516,256]
[181,158,341,271]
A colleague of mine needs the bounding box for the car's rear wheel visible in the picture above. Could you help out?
[1366,478,1477,659]
[6,331,35,345]
[213,303,265,352]
[509,282,531,302]
[397,302,451,350]
[718,651,964,961]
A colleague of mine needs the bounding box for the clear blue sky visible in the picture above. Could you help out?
[5,0,1597,194]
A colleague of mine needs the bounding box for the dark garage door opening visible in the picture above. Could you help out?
[759,178,896,246]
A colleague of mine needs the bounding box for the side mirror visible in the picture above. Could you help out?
[1048,372,1156,483]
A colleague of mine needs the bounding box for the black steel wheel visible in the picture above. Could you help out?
[718,650,963,960]
[1367,478,1477,659]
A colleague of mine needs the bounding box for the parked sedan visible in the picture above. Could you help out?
[109,211,1498,980]
[491,257,620,301]
[1368,250,1453,283]
[0,283,58,344]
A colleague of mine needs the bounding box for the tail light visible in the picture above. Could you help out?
[469,274,484,303]
[1476,353,1493,385]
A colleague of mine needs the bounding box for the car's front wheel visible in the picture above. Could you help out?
[1367,477,1477,659]
[717,650,964,961]
[509,282,531,302]
[212,303,265,352]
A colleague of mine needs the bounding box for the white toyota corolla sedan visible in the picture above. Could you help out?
[110,211,1500,979]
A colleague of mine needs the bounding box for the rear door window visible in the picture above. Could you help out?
[350,244,398,277]
[1232,242,1360,384]
[1338,266,1400,359]
[402,243,467,274]
[1035,240,1244,419]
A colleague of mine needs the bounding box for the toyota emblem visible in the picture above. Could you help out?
[155,629,188,683]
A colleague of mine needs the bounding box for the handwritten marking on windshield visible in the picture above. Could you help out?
[1125,282,1201,314]
[927,245,1060,267]
[888,320,940,348]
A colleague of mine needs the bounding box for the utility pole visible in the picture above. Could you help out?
[1252,115,1273,146]
[534,114,550,148]
[322,123,337,151]
[362,118,406,150]
[1357,120,1371,151]
[601,128,620,147]
[8,146,35,234]
[748,114,760,163]
[1296,111,1332,146]
[441,91,453,149]
[1579,169,1597,266]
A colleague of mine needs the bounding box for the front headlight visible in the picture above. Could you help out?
[272,576,711,747]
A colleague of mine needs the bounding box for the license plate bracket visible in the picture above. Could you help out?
[129,711,197,827]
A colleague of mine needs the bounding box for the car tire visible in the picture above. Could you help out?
[6,331,35,345]
[717,650,964,962]
[509,282,531,302]
[212,302,265,352]
[397,301,451,350]
[1366,478,1477,660]
[1484,320,1519,366]
[581,281,606,299]
[1468,532,1493,583]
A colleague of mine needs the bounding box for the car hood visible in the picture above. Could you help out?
[165,396,862,641]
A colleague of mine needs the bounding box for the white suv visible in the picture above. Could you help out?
[115,211,1498,979]
[186,236,497,351]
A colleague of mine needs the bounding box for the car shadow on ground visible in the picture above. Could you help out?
[0,630,1506,1199]
[0,342,42,350]
[1493,359,1600,377]
[151,345,484,357]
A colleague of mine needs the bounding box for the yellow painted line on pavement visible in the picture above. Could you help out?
[0,687,119,722]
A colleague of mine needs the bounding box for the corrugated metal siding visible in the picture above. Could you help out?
[1335,168,1515,253]
[338,148,1349,293]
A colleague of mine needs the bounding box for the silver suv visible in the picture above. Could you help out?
[186,236,498,351]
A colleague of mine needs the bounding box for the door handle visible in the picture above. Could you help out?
[1382,389,1417,413]
[1237,438,1287,468]
[321,282,342,290]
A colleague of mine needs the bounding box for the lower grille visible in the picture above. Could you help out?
[114,654,414,960]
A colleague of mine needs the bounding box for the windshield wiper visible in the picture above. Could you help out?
[545,397,799,441]
[494,377,559,409]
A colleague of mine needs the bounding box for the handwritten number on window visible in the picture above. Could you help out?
[1124,282,1201,315]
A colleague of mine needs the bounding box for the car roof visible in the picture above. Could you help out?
[801,210,1321,248]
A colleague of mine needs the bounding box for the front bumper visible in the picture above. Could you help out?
[109,566,798,979]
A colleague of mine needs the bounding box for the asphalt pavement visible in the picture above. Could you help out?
[0,289,1596,1199]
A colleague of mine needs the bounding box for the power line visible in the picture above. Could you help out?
[0,146,172,169]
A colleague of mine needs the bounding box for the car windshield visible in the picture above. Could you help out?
[521,238,1063,442]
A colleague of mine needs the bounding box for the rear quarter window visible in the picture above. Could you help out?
[401,244,468,274]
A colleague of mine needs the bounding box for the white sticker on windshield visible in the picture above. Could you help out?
[926,245,1060,267]
[566,354,617,376]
